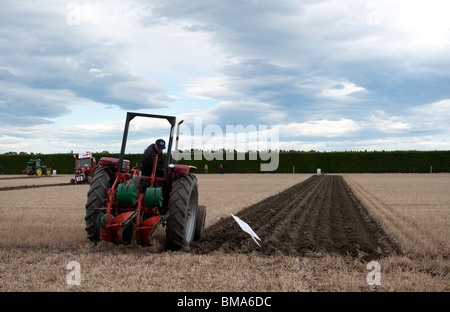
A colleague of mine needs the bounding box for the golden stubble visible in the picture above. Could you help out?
[0,173,448,292]
[344,173,450,257]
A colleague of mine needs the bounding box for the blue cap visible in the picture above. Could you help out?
[155,139,166,150]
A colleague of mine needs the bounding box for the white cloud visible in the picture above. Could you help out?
[383,0,450,49]
[278,141,319,151]
[410,99,450,118]
[321,81,366,98]
[280,119,360,138]
[405,136,450,151]
[182,76,235,100]
[178,99,287,128]
[0,135,30,152]
[394,98,450,134]
[88,68,111,78]
[365,112,410,132]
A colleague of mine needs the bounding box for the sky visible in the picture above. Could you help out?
[1,0,450,155]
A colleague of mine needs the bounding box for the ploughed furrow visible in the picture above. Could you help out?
[187,175,399,258]
[0,176,52,180]
[0,183,71,191]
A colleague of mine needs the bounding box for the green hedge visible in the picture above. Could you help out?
[275,150,450,173]
[0,151,449,174]
[179,150,450,173]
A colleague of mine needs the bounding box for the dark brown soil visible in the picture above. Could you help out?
[0,183,71,191]
[186,175,400,259]
[0,175,57,180]
[0,176,69,191]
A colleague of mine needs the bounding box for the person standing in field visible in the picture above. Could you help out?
[219,163,223,174]
[204,164,208,174]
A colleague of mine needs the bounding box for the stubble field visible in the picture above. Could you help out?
[0,173,448,292]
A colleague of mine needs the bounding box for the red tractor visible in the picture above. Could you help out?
[70,152,97,184]
[84,112,206,250]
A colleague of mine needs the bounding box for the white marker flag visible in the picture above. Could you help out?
[231,214,261,246]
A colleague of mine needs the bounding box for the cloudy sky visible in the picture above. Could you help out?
[1,0,450,154]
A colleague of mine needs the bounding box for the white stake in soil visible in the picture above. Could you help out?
[231,214,261,246]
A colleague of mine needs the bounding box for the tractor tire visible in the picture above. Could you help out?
[36,168,43,176]
[194,205,206,241]
[45,168,51,176]
[84,166,114,243]
[165,174,199,251]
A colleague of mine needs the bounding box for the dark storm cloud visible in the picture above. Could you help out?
[149,0,450,122]
[0,2,173,127]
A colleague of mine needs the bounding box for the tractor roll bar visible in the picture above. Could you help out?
[117,112,176,185]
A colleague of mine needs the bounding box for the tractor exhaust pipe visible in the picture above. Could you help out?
[172,119,184,164]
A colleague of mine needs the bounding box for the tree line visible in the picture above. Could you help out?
[0,150,449,174]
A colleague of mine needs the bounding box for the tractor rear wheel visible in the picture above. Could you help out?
[36,168,43,176]
[84,166,114,243]
[194,205,206,241]
[165,174,199,250]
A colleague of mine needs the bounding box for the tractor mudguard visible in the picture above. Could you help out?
[169,164,197,175]
[98,157,130,173]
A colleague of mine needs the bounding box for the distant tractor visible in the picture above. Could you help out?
[23,159,52,176]
[84,112,206,250]
[71,152,97,184]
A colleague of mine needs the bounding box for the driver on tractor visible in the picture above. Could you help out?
[142,139,166,178]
